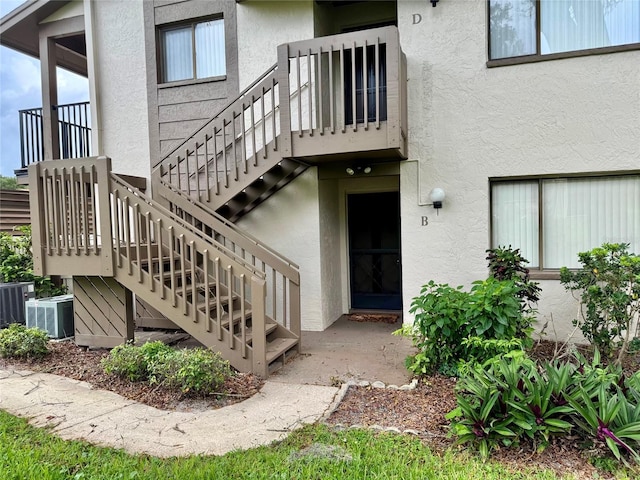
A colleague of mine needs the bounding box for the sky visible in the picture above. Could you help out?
[0,0,89,177]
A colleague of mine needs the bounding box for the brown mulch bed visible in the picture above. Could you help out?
[0,341,263,411]
[324,340,640,479]
[2,338,639,478]
[325,378,606,479]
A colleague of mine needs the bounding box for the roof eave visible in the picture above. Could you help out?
[0,0,73,59]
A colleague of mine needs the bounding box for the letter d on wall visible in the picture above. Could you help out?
[413,13,422,25]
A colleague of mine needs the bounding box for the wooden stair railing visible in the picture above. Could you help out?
[29,157,299,377]
[154,179,301,340]
[152,26,405,222]
[153,65,293,214]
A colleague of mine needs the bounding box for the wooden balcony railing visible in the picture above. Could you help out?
[153,26,407,209]
[280,25,407,160]
[19,101,91,168]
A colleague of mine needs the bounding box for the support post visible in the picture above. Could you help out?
[276,44,292,158]
[39,35,60,161]
[250,276,268,377]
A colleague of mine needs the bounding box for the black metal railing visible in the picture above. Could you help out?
[19,101,92,168]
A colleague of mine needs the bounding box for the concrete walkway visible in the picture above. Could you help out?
[0,368,339,458]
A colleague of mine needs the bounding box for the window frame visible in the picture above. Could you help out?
[489,171,640,279]
[158,16,226,85]
[486,0,640,68]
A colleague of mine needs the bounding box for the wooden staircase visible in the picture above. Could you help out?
[28,157,300,377]
[27,26,408,377]
[152,26,407,221]
[152,64,309,222]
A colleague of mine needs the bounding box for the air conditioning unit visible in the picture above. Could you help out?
[0,282,35,328]
[25,294,74,339]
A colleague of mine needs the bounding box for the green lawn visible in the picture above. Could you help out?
[0,410,626,479]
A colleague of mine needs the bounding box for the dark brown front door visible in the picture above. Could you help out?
[348,191,401,310]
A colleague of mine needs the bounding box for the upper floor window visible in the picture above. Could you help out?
[488,0,640,61]
[160,18,226,83]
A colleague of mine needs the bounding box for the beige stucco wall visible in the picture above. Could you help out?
[397,0,640,341]
[318,176,343,329]
[236,168,326,331]
[86,0,151,178]
[236,0,314,90]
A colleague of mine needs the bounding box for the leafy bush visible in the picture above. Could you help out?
[101,341,172,381]
[0,323,49,359]
[560,243,640,362]
[450,351,640,465]
[102,342,232,395]
[0,226,67,298]
[404,277,532,375]
[486,245,541,314]
[149,348,231,395]
[403,247,539,375]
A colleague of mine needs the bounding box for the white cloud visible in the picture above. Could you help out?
[57,68,89,105]
[0,53,41,101]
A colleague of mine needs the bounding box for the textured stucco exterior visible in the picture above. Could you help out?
[236,168,326,331]
[236,0,314,90]
[26,0,638,338]
[86,0,151,178]
[41,0,83,23]
[397,0,640,341]
[318,176,343,330]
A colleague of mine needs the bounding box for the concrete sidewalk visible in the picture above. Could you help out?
[0,368,339,458]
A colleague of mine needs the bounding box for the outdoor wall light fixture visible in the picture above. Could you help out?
[431,0,439,7]
[428,187,445,214]
[346,166,372,176]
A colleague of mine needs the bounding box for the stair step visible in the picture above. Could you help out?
[245,321,278,345]
[220,309,252,327]
[196,295,239,312]
[266,337,298,364]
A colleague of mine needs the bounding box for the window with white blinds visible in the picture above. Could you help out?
[489,0,640,61]
[491,175,640,269]
[160,18,226,83]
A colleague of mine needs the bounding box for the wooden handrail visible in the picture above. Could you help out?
[110,173,265,280]
[155,178,301,334]
[156,179,299,279]
[152,63,279,171]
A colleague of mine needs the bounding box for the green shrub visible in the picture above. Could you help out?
[560,243,640,362]
[0,226,67,298]
[486,245,541,314]
[101,341,172,381]
[0,323,49,359]
[149,348,232,395]
[404,277,532,375]
[402,247,538,376]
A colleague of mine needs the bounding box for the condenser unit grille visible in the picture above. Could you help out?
[0,282,34,327]
[25,295,74,339]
